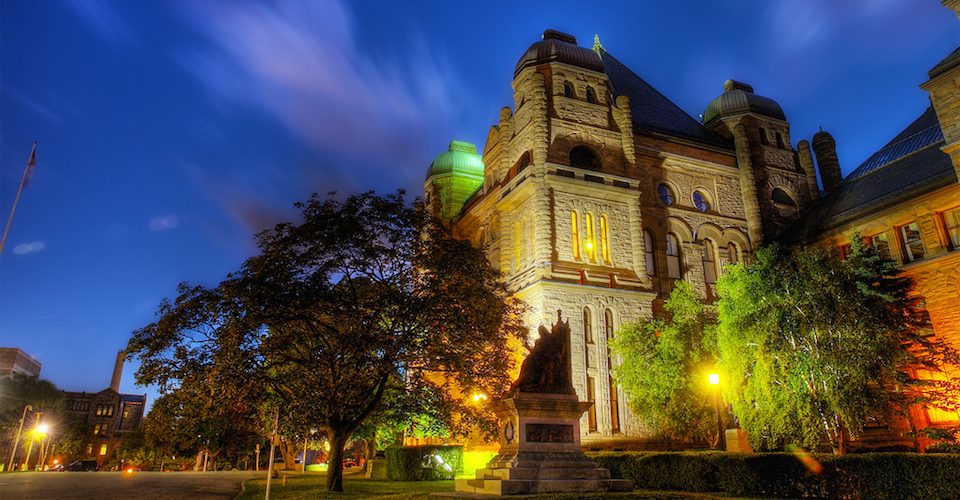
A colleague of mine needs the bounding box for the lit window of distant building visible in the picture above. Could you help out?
[571,211,581,260]
[900,222,925,262]
[99,444,108,456]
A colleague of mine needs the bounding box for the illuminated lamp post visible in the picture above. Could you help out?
[22,412,43,471]
[36,423,49,470]
[7,405,31,472]
[708,373,725,451]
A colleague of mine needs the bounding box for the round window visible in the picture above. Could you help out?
[693,191,710,212]
[657,184,675,206]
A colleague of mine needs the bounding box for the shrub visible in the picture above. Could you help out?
[927,442,960,454]
[588,451,960,499]
[385,445,463,481]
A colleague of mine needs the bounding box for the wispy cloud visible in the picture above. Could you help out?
[148,215,179,232]
[13,241,46,255]
[174,1,462,187]
[63,0,135,44]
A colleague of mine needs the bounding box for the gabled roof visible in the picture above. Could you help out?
[600,50,732,149]
[781,106,956,243]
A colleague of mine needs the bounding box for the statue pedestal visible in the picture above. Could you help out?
[455,392,632,495]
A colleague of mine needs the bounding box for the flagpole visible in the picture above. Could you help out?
[0,142,37,254]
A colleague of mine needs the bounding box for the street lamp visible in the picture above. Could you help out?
[7,405,31,472]
[22,412,43,471]
[708,373,725,451]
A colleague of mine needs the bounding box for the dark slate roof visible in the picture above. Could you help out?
[929,47,960,80]
[122,394,147,403]
[600,50,732,149]
[780,106,956,243]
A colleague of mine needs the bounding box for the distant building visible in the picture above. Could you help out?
[62,351,146,466]
[0,347,42,378]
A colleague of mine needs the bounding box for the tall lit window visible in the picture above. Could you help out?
[703,239,718,285]
[900,222,925,262]
[99,444,108,456]
[609,377,620,433]
[944,207,960,250]
[599,215,610,263]
[728,242,740,265]
[586,376,597,432]
[585,213,596,261]
[571,211,581,259]
[583,307,594,344]
[514,221,522,270]
[666,233,682,279]
[644,230,655,276]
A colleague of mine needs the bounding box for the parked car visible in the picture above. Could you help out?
[342,457,358,468]
[65,460,99,471]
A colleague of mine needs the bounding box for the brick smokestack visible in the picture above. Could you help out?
[812,130,843,193]
[110,350,125,392]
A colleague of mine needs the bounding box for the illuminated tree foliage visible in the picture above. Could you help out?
[611,281,723,445]
[716,239,959,454]
[128,191,525,492]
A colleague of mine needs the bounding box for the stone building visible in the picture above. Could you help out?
[426,13,960,449]
[785,45,960,447]
[62,351,146,466]
[425,30,812,447]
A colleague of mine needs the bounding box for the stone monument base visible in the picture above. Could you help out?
[455,392,632,495]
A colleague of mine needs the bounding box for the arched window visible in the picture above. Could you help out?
[759,127,769,145]
[583,307,594,344]
[776,131,785,148]
[666,233,682,279]
[644,230,656,276]
[693,191,710,212]
[703,239,718,285]
[571,211,581,259]
[563,81,574,98]
[728,242,740,265]
[604,308,620,433]
[599,215,610,263]
[515,151,531,173]
[586,86,597,104]
[569,146,601,170]
[657,184,675,206]
[772,188,797,209]
[585,213,596,261]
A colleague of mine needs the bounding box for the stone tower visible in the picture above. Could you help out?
[703,80,814,243]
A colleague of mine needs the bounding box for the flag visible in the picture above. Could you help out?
[23,142,37,187]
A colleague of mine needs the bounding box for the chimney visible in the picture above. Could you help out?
[110,350,125,392]
[811,130,843,193]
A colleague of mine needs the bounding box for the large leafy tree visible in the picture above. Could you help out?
[611,281,723,445]
[128,191,524,491]
[0,374,64,466]
[716,239,959,454]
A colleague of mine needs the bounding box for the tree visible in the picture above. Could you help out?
[610,281,723,445]
[715,239,959,454]
[128,191,525,491]
[0,374,63,467]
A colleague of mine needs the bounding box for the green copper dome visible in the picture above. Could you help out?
[426,140,485,180]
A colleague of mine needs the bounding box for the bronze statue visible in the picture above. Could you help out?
[509,310,576,395]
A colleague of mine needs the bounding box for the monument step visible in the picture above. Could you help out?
[456,477,633,495]
[476,467,611,480]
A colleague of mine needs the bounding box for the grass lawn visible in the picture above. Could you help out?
[236,472,733,499]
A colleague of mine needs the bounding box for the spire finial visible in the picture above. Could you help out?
[592,34,604,57]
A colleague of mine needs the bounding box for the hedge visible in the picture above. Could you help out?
[385,445,463,481]
[588,451,960,499]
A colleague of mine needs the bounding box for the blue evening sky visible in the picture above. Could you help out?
[1,0,957,407]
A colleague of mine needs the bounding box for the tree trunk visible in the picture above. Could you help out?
[326,428,350,492]
[193,450,204,472]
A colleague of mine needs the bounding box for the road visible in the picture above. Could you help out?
[0,471,262,499]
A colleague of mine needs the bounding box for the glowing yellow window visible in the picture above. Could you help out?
[585,214,596,261]
[599,215,610,263]
[571,211,581,259]
[99,444,108,456]
[514,221,521,270]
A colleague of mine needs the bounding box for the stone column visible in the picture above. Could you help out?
[796,140,820,203]
[528,72,550,168]
[628,198,647,284]
[498,107,514,182]
[732,123,764,250]
[613,95,636,167]
[534,182,553,279]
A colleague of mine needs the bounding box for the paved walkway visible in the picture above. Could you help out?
[0,470,261,499]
